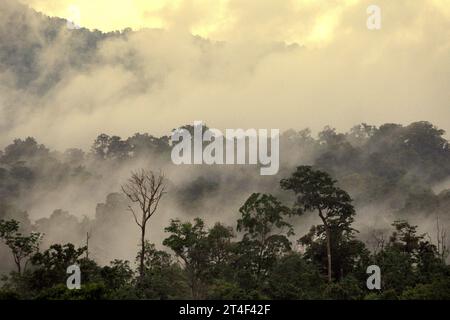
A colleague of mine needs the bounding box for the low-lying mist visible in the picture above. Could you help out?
[1,121,449,271]
[1,0,449,272]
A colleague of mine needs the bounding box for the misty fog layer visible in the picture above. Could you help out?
[0,0,449,272]
[1,0,450,149]
[1,121,450,270]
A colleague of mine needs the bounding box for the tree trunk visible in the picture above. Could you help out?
[325,225,332,282]
[188,267,198,299]
[319,209,332,283]
[15,259,21,275]
[139,225,146,280]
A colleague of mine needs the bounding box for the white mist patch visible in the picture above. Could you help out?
[432,178,450,194]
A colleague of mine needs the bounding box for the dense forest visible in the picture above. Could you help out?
[0,121,449,300]
[1,0,449,300]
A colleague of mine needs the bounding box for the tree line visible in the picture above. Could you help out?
[1,166,449,300]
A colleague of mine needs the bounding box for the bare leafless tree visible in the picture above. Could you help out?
[369,229,387,255]
[121,169,167,279]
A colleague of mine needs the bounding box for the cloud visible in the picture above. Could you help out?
[1,0,449,265]
[0,0,448,150]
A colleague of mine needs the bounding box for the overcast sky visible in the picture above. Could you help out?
[4,0,449,148]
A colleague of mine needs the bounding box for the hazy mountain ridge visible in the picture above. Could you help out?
[1,2,449,259]
[0,0,449,300]
[0,0,126,91]
[0,120,449,270]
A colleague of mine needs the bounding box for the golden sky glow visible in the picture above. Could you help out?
[16,0,371,44]
[19,0,450,43]
[4,0,450,149]
[18,0,450,46]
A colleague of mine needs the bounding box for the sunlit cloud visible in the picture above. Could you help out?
[16,0,363,44]
[4,0,450,150]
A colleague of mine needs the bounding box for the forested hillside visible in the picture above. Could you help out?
[0,0,449,300]
[1,121,449,299]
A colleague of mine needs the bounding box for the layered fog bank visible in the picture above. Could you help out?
[1,0,449,270]
[1,0,450,149]
[1,121,449,269]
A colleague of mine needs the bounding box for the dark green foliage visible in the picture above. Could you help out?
[36,283,107,300]
[299,225,370,282]
[281,166,356,282]
[0,121,449,300]
[0,196,449,300]
[400,275,450,300]
[0,1,449,301]
[372,220,446,296]
[236,193,293,284]
[280,166,356,232]
[136,241,189,299]
[26,243,88,291]
[163,218,211,299]
[100,260,133,291]
[0,219,41,274]
[91,133,171,162]
[266,253,324,299]
[323,276,365,300]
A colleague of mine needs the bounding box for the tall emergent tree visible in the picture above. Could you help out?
[122,169,166,279]
[0,219,42,274]
[237,193,293,282]
[163,218,210,299]
[281,166,355,282]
